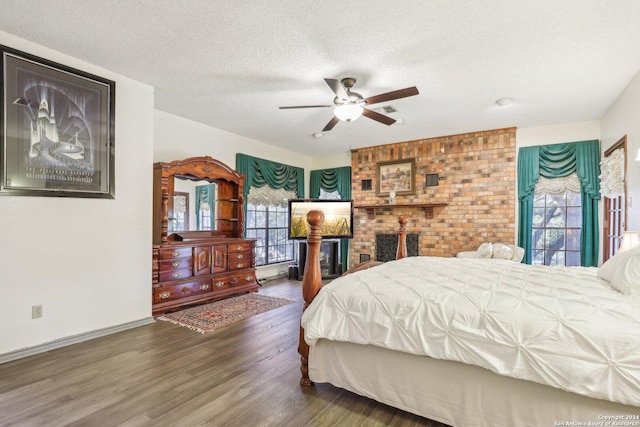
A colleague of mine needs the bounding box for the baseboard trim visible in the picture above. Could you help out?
[0,317,156,364]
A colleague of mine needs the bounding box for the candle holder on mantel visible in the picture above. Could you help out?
[389,190,396,205]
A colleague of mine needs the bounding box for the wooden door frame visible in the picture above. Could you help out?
[602,136,627,261]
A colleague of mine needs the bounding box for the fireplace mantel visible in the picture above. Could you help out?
[355,203,447,219]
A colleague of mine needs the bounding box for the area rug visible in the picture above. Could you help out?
[157,293,295,333]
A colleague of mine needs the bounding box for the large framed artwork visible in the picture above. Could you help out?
[376,158,415,196]
[1,45,115,198]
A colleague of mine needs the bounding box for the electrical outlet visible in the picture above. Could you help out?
[32,305,43,319]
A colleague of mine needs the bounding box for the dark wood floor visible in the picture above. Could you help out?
[0,279,449,427]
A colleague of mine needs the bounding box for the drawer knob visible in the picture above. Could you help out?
[172,251,180,258]
[236,263,244,269]
[236,254,244,259]
[172,261,180,268]
[236,246,243,251]
[159,291,171,299]
[245,276,253,282]
[200,284,210,291]
[172,273,181,279]
[215,281,225,288]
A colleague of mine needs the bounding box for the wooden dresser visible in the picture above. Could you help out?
[152,156,259,316]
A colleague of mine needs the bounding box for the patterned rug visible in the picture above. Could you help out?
[157,293,295,333]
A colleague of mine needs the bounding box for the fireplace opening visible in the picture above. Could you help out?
[297,240,340,280]
[376,233,419,262]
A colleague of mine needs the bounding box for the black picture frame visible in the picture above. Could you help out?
[1,45,115,198]
[425,173,440,187]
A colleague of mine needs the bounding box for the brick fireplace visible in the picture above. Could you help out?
[349,127,516,268]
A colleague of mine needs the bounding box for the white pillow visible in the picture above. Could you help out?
[598,245,640,295]
[476,242,493,259]
[492,243,514,260]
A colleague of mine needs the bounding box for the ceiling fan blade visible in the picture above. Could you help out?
[279,105,333,109]
[364,86,419,105]
[362,108,396,126]
[324,78,349,100]
[322,116,340,132]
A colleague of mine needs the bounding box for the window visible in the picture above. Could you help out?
[245,203,294,266]
[195,183,217,231]
[531,192,582,266]
[198,207,212,230]
[171,192,189,232]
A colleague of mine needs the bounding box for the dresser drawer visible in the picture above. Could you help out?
[159,258,192,272]
[158,267,193,282]
[158,247,193,260]
[227,241,254,253]
[211,271,252,291]
[227,251,254,270]
[153,279,212,303]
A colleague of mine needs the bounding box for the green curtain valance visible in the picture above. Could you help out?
[517,140,600,266]
[309,167,352,199]
[539,143,577,178]
[236,153,304,203]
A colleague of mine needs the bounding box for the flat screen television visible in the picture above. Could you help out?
[288,199,354,240]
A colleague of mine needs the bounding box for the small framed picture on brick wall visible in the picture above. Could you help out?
[376,158,415,196]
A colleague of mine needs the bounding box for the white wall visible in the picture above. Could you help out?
[0,33,155,355]
[310,151,351,170]
[601,69,640,232]
[154,110,312,185]
[516,120,601,147]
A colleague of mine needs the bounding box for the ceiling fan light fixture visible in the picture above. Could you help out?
[334,104,364,122]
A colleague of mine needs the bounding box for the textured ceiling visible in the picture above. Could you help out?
[2,0,640,157]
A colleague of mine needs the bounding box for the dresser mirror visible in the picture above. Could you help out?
[153,156,245,244]
[169,176,219,233]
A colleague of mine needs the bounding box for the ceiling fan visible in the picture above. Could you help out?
[279,77,419,132]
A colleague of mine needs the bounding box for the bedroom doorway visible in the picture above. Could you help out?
[602,136,627,262]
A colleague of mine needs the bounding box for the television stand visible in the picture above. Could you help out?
[297,240,340,280]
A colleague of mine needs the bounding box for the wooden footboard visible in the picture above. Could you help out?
[298,213,408,386]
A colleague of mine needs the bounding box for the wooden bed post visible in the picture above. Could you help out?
[298,213,407,386]
[298,209,324,387]
[396,215,408,260]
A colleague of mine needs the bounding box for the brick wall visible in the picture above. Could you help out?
[349,127,516,268]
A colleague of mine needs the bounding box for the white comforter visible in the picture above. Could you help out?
[301,257,640,406]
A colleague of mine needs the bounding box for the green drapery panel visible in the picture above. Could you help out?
[575,141,602,266]
[310,167,352,271]
[517,140,600,266]
[195,184,215,230]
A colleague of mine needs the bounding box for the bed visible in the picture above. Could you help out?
[297,212,640,426]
